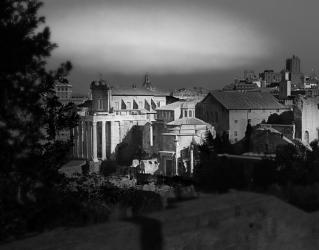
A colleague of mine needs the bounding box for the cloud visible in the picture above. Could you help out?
[46,1,276,74]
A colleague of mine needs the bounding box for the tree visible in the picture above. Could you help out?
[0,0,78,236]
[267,111,294,125]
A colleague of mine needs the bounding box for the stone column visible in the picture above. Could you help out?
[92,121,98,162]
[78,121,83,158]
[190,144,194,176]
[101,120,106,160]
[174,135,179,176]
[87,122,92,159]
[149,123,153,146]
[82,121,86,159]
[110,121,116,156]
[72,127,77,158]
[75,126,79,158]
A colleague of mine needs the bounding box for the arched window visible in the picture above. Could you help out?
[189,110,192,117]
[184,110,187,117]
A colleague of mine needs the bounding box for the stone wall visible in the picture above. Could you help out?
[229,109,286,143]
[294,96,319,143]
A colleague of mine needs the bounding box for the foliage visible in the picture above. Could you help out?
[0,0,79,240]
[100,160,118,176]
[0,174,164,241]
[267,111,294,125]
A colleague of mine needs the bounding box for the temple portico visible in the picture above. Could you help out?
[73,113,154,162]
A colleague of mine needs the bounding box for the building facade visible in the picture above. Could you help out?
[142,101,213,176]
[286,55,304,89]
[73,79,167,162]
[54,78,72,105]
[196,91,290,143]
[294,95,319,144]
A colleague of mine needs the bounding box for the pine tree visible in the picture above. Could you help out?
[0,0,77,210]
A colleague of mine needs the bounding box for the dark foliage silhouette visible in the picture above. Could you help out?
[0,0,79,240]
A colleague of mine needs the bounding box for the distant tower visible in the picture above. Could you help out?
[90,79,112,113]
[279,71,291,99]
[143,74,153,90]
[286,55,300,73]
[285,55,303,89]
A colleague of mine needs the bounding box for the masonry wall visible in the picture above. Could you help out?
[196,95,229,136]
[111,95,166,111]
[300,97,319,143]
[229,109,286,143]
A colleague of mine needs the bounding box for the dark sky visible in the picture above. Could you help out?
[41,0,319,94]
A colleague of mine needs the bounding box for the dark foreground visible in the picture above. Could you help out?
[2,191,319,250]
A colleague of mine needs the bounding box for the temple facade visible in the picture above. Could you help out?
[73,78,168,162]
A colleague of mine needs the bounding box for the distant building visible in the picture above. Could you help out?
[285,55,304,89]
[54,77,72,104]
[54,77,88,106]
[196,91,290,143]
[72,76,168,163]
[70,94,89,105]
[223,80,258,92]
[259,70,282,86]
[294,95,319,144]
[143,100,214,176]
[286,55,301,73]
[243,70,258,83]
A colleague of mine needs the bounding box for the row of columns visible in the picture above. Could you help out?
[73,121,101,162]
[73,120,154,162]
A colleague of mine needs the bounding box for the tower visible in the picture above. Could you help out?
[285,55,303,89]
[286,55,301,73]
[143,74,153,90]
[279,71,291,99]
[90,79,112,113]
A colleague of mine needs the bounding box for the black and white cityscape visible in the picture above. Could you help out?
[1,0,319,249]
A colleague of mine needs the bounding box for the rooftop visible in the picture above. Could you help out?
[111,87,169,96]
[167,117,210,126]
[209,91,288,110]
[156,101,184,110]
[157,100,197,111]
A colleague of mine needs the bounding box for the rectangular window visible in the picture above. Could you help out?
[127,102,131,109]
[157,101,160,107]
[115,102,119,110]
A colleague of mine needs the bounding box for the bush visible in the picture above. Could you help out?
[100,160,118,176]
[0,174,164,241]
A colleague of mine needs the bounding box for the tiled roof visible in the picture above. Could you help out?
[111,87,168,96]
[157,100,197,110]
[157,101,184,110]
[167,117,210,126]
[209,91,288,110]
